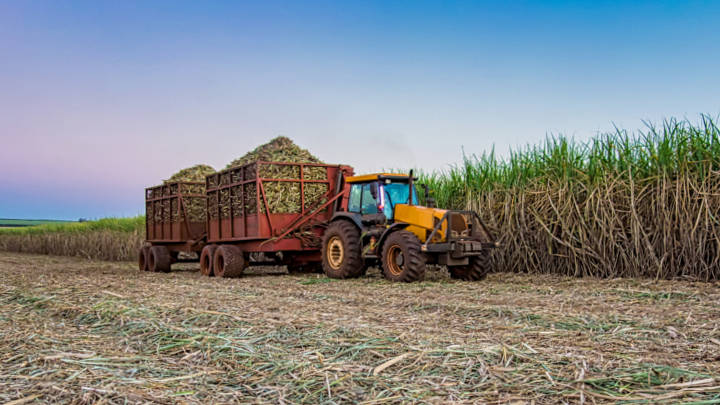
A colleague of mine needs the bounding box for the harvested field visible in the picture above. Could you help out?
[2,253,719,403]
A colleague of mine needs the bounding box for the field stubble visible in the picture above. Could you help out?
[1,253,719,403]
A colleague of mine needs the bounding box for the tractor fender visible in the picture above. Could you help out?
[376,223,410,252]
[329,212,363,231]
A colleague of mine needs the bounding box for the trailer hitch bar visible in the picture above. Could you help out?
[261,191,346,246]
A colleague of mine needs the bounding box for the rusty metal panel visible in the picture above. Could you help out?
[205,162,351,246]
[145,181,207,243]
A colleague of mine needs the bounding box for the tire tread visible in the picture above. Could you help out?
[214,245,246,278]
[322,220,364,279]
[381,231,426,282]
[449,254,490,281]
[149,246,172,273]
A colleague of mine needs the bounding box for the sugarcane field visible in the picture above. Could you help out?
[3,2,720,404]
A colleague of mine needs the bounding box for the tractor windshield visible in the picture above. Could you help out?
[380,182,419,219]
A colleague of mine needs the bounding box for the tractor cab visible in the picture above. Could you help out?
[345,173,419,221]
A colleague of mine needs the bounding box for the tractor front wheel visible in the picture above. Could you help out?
[381,231,426,282]
[449,254,490,281]
[321,221,364,278]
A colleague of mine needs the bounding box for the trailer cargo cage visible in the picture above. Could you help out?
[145,181,207,244]
[205,161,353,249]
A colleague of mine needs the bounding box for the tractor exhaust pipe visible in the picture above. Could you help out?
[408,169,414,206]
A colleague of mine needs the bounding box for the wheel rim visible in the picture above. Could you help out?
[327,236,344,269]
[386,245,405,276]
[149,252,156,271]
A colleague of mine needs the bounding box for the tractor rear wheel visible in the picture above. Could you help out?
[138,246,150,271]
[449,254,490,281]
[381,231,426,282]
[321,221,364,278]
[148,246,172,273]
[200,245,217,276]
[214,245,247,278]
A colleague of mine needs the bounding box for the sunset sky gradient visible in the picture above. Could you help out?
[1,1,719,219]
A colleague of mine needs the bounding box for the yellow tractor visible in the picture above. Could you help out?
[321,172,498,282]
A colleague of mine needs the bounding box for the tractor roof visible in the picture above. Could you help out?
[345,173,414,184]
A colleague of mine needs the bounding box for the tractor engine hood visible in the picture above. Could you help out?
[394,204,468,243]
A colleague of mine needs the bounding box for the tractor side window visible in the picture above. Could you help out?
[348,184,362,213]
[384,183,419,208]
[361,183,378,214]
[381,194,394,219]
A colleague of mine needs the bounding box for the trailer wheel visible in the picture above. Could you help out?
[449,254,490,281]
[214,245,247,278]
[200,245,217,276]
[149,246,172,273]
[138,246,150,271]
[321,220,364,278]
[381,231,426,282]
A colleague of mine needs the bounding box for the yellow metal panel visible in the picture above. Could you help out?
[404,224,427,242]
[394,204,447,243]
[345,173,409,183]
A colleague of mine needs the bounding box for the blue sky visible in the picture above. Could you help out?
[1,1,719,219]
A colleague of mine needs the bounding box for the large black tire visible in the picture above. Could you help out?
[149,246,172,273]
[138,246,150,271]
[321,220,364,279]
[200,245,217,276]
[214,245,247,278]
[449,254,490,281]
[381,231,426,282]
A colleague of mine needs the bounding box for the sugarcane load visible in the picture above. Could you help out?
[140,137,498,281]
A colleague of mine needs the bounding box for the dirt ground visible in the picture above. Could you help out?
[1,252,719,404]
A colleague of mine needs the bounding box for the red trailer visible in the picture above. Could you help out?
[200,161,354,277]
[139,181,208,272]
[139,161,354,275]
